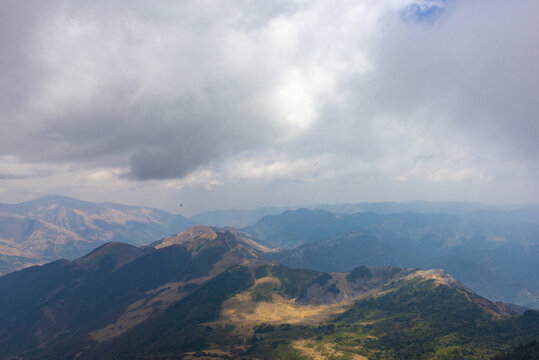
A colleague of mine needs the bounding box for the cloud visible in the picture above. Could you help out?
[1,0,416,178]
[0,0,538,209]
[371,0,539,163]
[1,0,289,179]
[0,156,55,179]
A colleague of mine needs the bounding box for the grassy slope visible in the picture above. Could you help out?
[0,242,230,360]
[492,338,539,360]
[3,255,538,359]
[248,280,539,360]
[93,267,539,359]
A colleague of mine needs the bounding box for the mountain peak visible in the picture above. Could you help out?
[408,268,465,289]
[153,225,223,250]
[406,268,514,319]
[74,242,146,272]
[152,225,268,263]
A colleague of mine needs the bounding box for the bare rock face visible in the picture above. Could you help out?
[152,225,270,262]
[153,225,219,250]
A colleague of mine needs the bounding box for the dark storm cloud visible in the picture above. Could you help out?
[24,90,279,179]
[0,0,58,110]
[0,0,290,180]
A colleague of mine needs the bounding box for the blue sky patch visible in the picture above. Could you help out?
[401,0,449,24]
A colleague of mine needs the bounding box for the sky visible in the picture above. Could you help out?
[0,0,538,215]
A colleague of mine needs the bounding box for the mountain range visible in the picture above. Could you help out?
[245,208,539,309]
[1,225,537,359]
[190,207,291,228]
[194,201,539,227]
[0,195,195,275]
[2,196,538,311]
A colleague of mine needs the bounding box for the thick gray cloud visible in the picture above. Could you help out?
[0,0,538,210]
[0,0,291,179]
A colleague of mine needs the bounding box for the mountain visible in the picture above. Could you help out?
[242,208,385,249]
[0,195,196,275]
[244,209,539,309]
[190,206,291,228]
[0,225,537,359]
[190,201,539,229]
[314,201,539,224]
[0,225,264,359]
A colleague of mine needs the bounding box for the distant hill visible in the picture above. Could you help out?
[191,201,539,229]
[243,208,539,309]
[242,208,385,249]
[0,195,196,275]
[314,201,539,224]
[0,225,537,359]
[190,206,291,228]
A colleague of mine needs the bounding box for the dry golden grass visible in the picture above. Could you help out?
[90,253,252,342]
[293,340,368,360]
[71,207,159,226]
[406,269,460,287]
[210,276,355,336]
[179,349,234,359]
[155,225,218,250]
[0,212,91,259]
[235,235,275,253]
[90,280,190,342]
[406,269,512,320]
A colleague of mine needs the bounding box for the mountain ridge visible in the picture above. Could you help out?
[0,225,537,359]
[245,208,539,309]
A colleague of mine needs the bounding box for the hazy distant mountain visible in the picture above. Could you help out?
[191,200,539,228]
[1,225,536,359]
[190,206,291,228]
[244,208,539,308]
[314,200,493,214]
[0,195,196,275]
[314,201,539,224]
[242,208,385,248]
